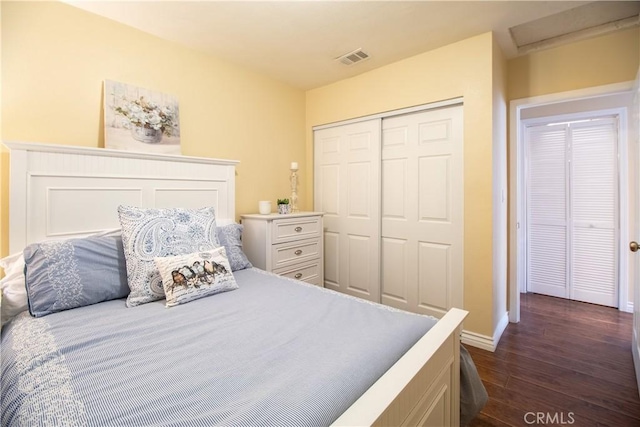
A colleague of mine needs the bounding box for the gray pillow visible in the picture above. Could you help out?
[24,234,129,317]
[216,223,252,271]
[118,206,220,307]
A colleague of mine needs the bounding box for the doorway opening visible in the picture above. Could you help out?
[524,113,621,307]
[510,82,635,323]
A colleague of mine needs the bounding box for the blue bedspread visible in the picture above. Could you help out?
[1,268,437,426]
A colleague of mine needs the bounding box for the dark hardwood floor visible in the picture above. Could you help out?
[468,293,639,427]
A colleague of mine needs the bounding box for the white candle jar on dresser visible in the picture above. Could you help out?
[241,212,324,286]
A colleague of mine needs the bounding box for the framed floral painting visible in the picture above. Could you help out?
[104,80,181,154]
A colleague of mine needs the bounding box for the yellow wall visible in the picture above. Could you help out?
[0,1,4,260]
[0,1,306,258]
[306,33,497,336]
[509,28,639,100]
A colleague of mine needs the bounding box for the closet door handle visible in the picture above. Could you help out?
[294,250,303,256]
[295,227,303,232]
[631,241,639,253]
[294,273,303,279]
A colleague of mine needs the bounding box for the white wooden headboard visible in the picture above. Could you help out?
[6,142,239,253]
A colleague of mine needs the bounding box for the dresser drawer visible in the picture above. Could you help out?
[273,261,321,285]
[271,238,321,269]
[271,216,321,244]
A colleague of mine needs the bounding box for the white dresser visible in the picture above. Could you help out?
[241,212,324,286]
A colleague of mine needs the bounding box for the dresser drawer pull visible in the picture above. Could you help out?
[294,249,303,256]
[295,226,303,232]
[294,273,303,279]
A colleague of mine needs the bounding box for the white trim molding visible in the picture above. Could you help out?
[461,312,509,352]
[3,141,239,166]
[509,81,635,323]
[312,97,463,130]
[634,327,640,398]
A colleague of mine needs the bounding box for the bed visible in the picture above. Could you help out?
[1,141,474,426]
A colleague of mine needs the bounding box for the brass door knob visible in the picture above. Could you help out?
[631,241,639,252]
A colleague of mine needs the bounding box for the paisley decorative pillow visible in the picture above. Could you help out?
[154,247,238,307]
[118,206,220,307]
[216,223,252,271]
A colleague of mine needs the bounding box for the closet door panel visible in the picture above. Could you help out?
[343,125,380,301]
[381,117,416,312]
[381,237,409,305]
[323,231,340,290]
[572,227,616,305]
[314,119,381,302]
[382,159,407,220]
[381,106,464,317]
[418,242,451,313]
[347,162,372,218]
[319,165,340,216]
[347,234,374,296]
[419,117,452,143]
[570,119,618,306]
[526,125,568,299]
[419,155,450,222]
[316,127,344,293]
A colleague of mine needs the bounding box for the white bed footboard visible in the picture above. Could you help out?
[333,308,468,427]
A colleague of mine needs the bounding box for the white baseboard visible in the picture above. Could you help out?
[634,328,640,398]
[461,330,494,351]
[493,312,510,346]
[461,312,509,352]
[626,301,634,314]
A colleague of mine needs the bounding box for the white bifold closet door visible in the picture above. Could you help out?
[314,119,382,301]
[381,106,464,317]
[526,117,618,307]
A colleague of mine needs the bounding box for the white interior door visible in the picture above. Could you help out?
[314,119,381,302]
[631,72,640,394]
[380,106,464,317]
[526,117,619,307]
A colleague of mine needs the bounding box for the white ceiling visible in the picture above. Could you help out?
[67,1,639,90]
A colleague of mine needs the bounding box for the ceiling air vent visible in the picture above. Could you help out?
[336,48,370,66]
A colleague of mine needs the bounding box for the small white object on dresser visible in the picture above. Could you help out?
[241,212,324,286]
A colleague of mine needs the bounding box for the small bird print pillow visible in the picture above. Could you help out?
[154,247,238,307]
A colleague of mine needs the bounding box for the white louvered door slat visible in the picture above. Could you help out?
[526,124,569,298]
[570,119,618,306]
